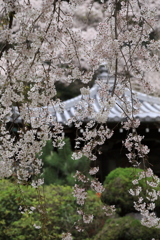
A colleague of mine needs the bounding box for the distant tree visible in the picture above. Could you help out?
[40,138,90,185]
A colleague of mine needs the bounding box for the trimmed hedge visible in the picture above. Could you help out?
[93,216,160,240]
[101,168,160,216]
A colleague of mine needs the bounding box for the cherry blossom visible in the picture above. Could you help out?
[0,0,160,238]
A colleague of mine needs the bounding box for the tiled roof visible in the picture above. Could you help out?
[61,85,160,124]
[54,65,160,124]
[9,65,160,124]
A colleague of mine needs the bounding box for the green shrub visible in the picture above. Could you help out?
[101,168,160,216]
[43,185,105,239]
[40,138,90,186]
[93,216,160,240]
[0,179,39,240]
[0,179,105,240]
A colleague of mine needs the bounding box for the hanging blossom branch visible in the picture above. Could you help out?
[0,0,159,239]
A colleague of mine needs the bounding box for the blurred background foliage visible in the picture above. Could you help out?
[55,76,95,101]
[0,179,105,240]
[39,138,91,186]
[93,215,160,240]
[1,159,160,239]
[1,167,160,239]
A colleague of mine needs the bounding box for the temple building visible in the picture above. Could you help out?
[8,64,160,182]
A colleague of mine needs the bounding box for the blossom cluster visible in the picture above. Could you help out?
[61,233,73,240]
[129,168,160,228]
[123,133,150,167]
[102,205,116,216]
[72,184,87,205]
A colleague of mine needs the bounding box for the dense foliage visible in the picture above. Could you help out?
[0,179,106,240]
[101,168,160,216]
[93,216,160,240]
[40,138,90,185]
